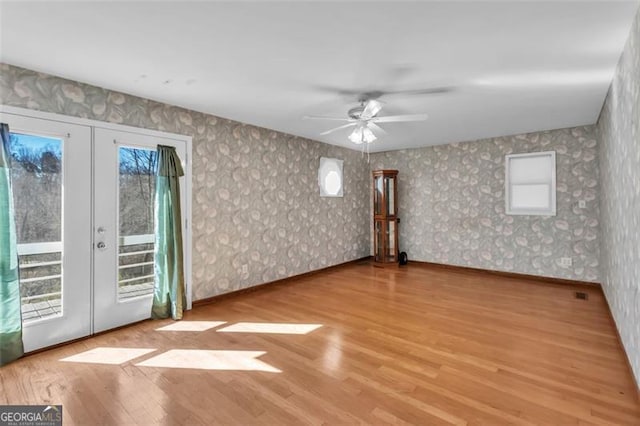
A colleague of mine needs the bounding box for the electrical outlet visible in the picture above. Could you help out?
[242,264,248,274]
[578,200,586,209]
[560,257,573,267]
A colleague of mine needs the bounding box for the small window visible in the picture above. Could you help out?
[505,151,556,216]
[318,157,343,197]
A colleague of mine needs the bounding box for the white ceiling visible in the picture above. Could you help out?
[1,1,639,152]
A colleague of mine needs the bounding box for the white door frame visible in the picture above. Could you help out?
[0,105,193,340]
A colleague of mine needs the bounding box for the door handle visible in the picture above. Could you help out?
[96,242,106,250]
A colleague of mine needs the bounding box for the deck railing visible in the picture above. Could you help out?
[18,234,156,321]
[117,234,155,299]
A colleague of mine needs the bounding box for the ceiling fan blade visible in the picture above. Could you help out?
[310,85,455,103]
[303,115,352,121]
[371,114,428,123]
[311,85,363,97]
[368,122,387,135]
[380,86,455,97]
[320,122,357,136]
[360,99,383,120]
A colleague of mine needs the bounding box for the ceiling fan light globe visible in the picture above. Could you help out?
[348,134,362,144]
[363,127,377,143]
[349,126,363,144]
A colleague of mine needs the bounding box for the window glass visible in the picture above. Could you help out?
[318,157,343,197]
[118,146,157,300]
[506,151,556,216]
[10,132,63,321]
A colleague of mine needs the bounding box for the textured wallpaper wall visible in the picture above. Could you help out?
[371,127,601,282]
[0,64,371,301]
[596,6,640,384]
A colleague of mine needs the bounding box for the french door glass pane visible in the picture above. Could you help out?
[118,147,157,300]
[9,133,63,322]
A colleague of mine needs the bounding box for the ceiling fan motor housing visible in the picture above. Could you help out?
[348,105,366,120]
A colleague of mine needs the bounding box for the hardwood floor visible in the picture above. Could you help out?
[2,261,639,425]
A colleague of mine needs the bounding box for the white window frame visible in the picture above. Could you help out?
[505,151,556,216]
[318,157,344,197]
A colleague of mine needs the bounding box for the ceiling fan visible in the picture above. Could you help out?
[304,99,428,145]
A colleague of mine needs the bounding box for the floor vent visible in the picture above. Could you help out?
[575,292,589,300]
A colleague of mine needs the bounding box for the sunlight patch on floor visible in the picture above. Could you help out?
[216,322,322,335]
[135,349,281,372]
[60,347,156,365]
[155,321,226,332]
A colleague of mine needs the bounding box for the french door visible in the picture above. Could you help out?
[2,114,92,352]
[1,111,189,351]
[93,128,187,333]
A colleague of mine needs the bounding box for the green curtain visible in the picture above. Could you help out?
[151,145,186,320]
[0,123,24,366]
